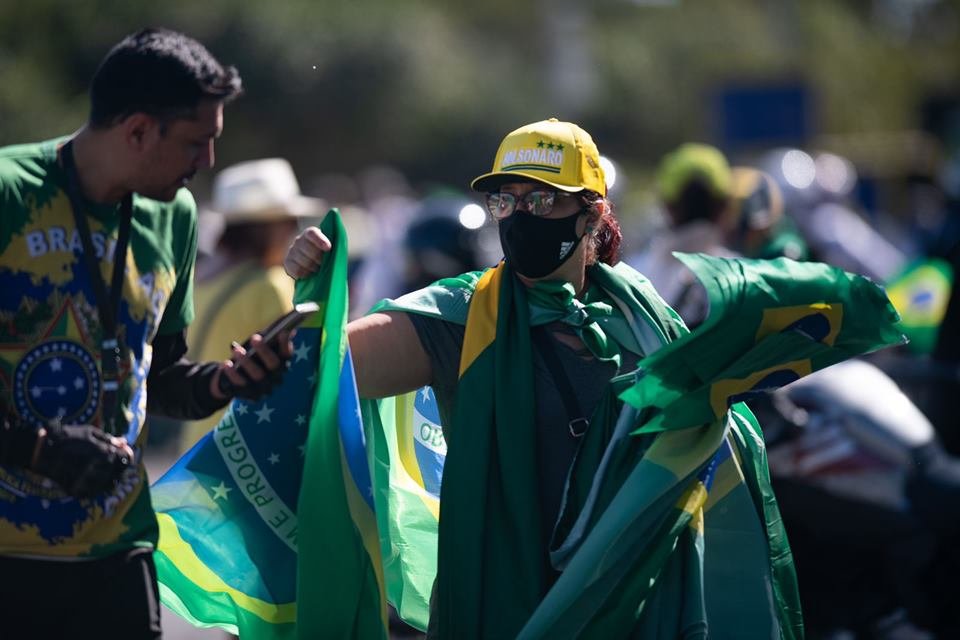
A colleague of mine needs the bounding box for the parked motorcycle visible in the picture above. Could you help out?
[751,359,960,639]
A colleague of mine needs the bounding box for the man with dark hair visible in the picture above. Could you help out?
[0,28,291,638]
[89,28,243,129]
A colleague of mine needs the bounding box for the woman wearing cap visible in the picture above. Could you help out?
[285,120,800,638]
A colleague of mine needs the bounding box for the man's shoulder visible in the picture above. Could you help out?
[0,139,59,183]
[0,139,55,160]
[134,187,197,217]
[132,189,198,246]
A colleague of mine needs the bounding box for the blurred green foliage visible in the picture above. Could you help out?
[1,0,958,199]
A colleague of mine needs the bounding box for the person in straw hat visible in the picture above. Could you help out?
[177,157,326,450]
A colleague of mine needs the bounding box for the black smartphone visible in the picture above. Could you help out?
[216,302,320,396]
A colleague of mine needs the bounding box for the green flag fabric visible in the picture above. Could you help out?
[293,214,387,639]
[362,389,444,631]
[519,400,802,639]
[621,252,907,433]
[153,211,387,639]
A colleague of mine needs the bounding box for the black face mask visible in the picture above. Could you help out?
[498,209,586,278]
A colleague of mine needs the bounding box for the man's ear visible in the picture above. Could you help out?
[120,113,159,152]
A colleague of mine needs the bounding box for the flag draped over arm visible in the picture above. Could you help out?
[152,210,387,639]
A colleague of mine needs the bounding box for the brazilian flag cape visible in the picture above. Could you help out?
[367,251,902,639]
[367,259,690,636]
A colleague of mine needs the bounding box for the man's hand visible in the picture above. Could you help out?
[283,227,331,279]
[210,330,295,402]
[32,424,134,499]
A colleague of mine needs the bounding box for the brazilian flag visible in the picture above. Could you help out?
[885,257,953,354]
[152,211,386,639]
[362,385,444,631]
[621,252,907,433]
[519,253,904,638]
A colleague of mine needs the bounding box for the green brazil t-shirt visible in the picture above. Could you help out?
[0,137,197,559]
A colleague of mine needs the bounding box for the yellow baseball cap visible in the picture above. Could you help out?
[656,143,732,204]
[470,118,607,196]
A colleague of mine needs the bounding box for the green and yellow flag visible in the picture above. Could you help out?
[621,252,907,433]
[519,253,903,638]
[153,211,387,639]
[885,257,953,354]
[362,388,444,631]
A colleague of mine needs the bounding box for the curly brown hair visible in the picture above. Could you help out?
[580,191,622,266]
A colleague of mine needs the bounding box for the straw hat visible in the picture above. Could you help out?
[209,158,326,224]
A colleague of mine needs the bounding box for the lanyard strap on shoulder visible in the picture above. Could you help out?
[60,140,133,434]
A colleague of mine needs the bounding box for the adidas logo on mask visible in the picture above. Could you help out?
[559,241,575,259]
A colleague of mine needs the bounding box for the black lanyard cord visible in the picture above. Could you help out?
[60,140,133,435]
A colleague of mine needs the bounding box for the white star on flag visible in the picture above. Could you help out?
[235,403,248,416]
[73,377,84,390]
[298,444,306,457]
[50,358,62,372]
[294,414,306,426]
[255,405,275,424]
[293,341,312,363]
[419,387,432,402]
[211,481,232,501]
[268,453,280,464]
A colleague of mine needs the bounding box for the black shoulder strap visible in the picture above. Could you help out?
[531,326,589,438]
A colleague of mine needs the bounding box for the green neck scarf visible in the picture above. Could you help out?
[434,261,684,639]
[526,278,645,366]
